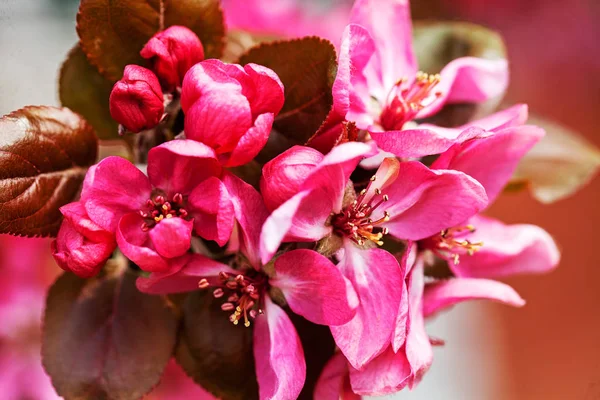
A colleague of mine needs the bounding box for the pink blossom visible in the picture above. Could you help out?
[137,177,358,400]
[181,59,285,167]
[260,142,487,369]
[141,25,205,92]
[327,0,508,157]
[74,140,236,273]
[109,65,165,133]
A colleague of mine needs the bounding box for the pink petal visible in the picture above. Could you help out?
[432,125,545,204]
[225,112,274,167]
[181,61,252,153]
[222,171,268,268]
[417,57,509,118]
[253,296,305,400]
[60,202,114,243]
[382,161,488,241]
[349,346,411,395]
[452,214,560,278]
[147,140,221,196]
[260,145,324,212]
[369,126,486,158]
[314,353,360,400]
[271,249,358,326]
[116,213,169,272]
[391,241,416,352]
[333,23,377,129]
[148,217,193,259]
[331,242,403,370]
[136,254,235,294]
[240,63,285,117]
[350,0,417,101]
[188,177,235,246]
[423,278,526,317]
[83,157,151,232]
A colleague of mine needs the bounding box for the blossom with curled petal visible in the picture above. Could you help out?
[137,176,358,400]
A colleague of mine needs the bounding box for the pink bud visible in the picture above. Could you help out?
[140,25,205,91]
[260,146,324,211]
[109,65,164,133]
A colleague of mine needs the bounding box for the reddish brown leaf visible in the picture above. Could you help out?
[175,291,259,400]
[42,268,178,400]
[60,44,119,140]
[239,37,337,145]
[76,0,225,81]
[0,106,98,237]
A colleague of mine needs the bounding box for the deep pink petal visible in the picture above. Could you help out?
[452,214,560,278]
[314,353,360,400]
[432,125,545,204]
[381,161,488,240]
[83,157,151,232]
[181,61,252,152]
[60,202,114,243]
[254,296,305,400]
[188,177,235,246]
[240,63,285,117]
[136,254,235,294]
[350,0,417,101]
[423,278,526,317]
[147,140,221,196]
[272,249,358,326]
[148,217,193,259]
[260,145,324,212]
[333,23,376,129]
[222,171,268,268]
[417,57,509,118]
[370,126,486,158]
[331,242,403,370]
[225,112,274,167]
[349,346,411,395]
[116,213,169,272]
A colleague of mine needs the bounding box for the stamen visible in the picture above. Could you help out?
[428,225,483,265]
[138,192,190,231]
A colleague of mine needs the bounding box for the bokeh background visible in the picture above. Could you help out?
[0,0,598,398]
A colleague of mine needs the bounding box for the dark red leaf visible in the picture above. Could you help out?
[42,267,178,400]
[239,37,337,146]
[77,0,225,81]
[60,44,120,140]
[0,106,98,237]
[175,291,259,400]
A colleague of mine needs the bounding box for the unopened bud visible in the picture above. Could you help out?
[109,65,164,133]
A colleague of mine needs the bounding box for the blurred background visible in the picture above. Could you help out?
[0,0,598,398]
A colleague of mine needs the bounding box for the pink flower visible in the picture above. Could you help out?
[137,177,358,400]
[51,202,116,278]
[141,25,205,92]
[328,0,508,157]
[148,359,216,400]
[181,59,285,167]
[79,140,236,272]
[260,142,487,369]
[109,65,165,133]
[420,106,560,279]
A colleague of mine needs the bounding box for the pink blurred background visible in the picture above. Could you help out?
[0,0,598,398]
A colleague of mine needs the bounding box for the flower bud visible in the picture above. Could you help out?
[141,25,205,91]
[109,65,164,133]
[51,202,116,279]
[260,146,324,211]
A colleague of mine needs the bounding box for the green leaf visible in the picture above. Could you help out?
[239,37,337,145]
[42,267,178,400]
[511,114,600,203]
[0,106,98,237]
[60,44,119,140]
[77,0,225,81]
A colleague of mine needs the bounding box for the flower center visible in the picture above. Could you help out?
[379,72,442,131]
[199,269,268,328]
[424,225,483,265]
[139,193,188,231]
[331,175,391,246]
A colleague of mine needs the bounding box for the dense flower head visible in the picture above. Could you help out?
[141,25,205,92]
[109,65,165,133]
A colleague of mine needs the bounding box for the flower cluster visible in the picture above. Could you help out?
[49,1,563,399]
